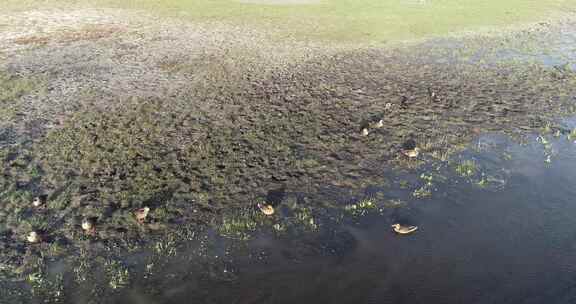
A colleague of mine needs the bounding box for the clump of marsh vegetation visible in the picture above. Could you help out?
[218,208,266,241]
[412,185,432,199]
[568,128,576,141]
[455,160,478,177]
[344,197,377,216]
[411,172,442,199]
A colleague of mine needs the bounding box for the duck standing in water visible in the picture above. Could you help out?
[27,231,42,243]
[32,196,47,209]
[82,218,97,235]
[400,138,420,158]
[257,203,275,216]
[135,207,150,224]
[391,223,418,235]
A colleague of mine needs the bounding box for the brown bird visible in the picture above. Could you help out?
[401,139,420,158]
[135,207,150,223]
[27,231,42,243]
[391,224,418,235]
[81,218,97,235]
[401,147,420,158]
[372,119,384,129]
[257,203,275,216]
[32,196,44,208]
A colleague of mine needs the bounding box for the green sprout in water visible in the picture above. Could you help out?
[106,260,130,290]
[568,128,576,141]
[344,197,376,216]
[420,173,434,186]
[476,172,488,188]
[272,223,286,234]
[294,207,318,231]
[455,160,477,177]
[399,180,410,189]
[219,215,259,240]
[27,271,64,301]
[413,185,432,199]
[217,205,272,240]
[383,199,406,209]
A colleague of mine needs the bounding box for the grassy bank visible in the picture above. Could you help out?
[4,0,575,43]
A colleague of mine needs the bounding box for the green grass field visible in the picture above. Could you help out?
[5,0,575,43]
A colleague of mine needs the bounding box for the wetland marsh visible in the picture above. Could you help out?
[1,1,576,303]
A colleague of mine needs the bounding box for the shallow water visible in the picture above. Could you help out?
[99,123,576,304]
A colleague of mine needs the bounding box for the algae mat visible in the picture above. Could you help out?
[4,0,576,43]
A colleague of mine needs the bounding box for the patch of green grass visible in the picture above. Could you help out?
[0,72,35,102]
[0,72,37,121]
[4,0,572,43]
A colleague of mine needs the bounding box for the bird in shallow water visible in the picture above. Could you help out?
[135,207,150,224]
[401,147,420,158]
[401,138,420,158]
[372,119,384,129]
[32,196,45,208]
[27,231,42,243]
[391,224,418,235]
[81,218,96,235]
[257,203,275,216]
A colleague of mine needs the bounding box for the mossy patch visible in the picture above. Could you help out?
[0,72,37,122]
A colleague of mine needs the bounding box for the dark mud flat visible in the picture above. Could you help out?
[1,16,576,302]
